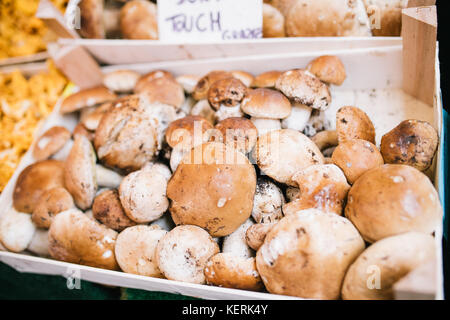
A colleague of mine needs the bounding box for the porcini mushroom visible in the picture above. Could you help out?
[120,0,158,39]
[60,86,117,114]
[336,106,376,144]
[307,55,347,85]
[252,177,285,224]
[192,71,233,101]
[251,71,283,88]
[33,126,71,161]
[263,3,286,38]
[0,208,36,253]
[207,78,247,122]
[215,117,258,154]
[32,187,75,229]
[103,70,140,93]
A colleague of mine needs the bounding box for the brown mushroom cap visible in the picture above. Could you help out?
[245,222,276,251]
[207,78,247,110]
[231,71,254,87]
[256,209,365,299]
[32,187,74,229]
[33,126,71,161]
[92,189,137,231]
[380,119,439,172]
[332,139,384,184]
[165,115,213,148]
[81,101,113,131]
[342,232,435,300]
[167,142,257,237]
[252,129,325,186]
[311,130,338,152]
[283,164,350,216]
[78,0,104,39]
[263,3,286,38]
[364,0,406,37]
[204,253,264,291]
[103,70,140,93]
[48,210,119,270]
[336,106,376,144]
[241,88,292,119]
[64,135,97,210]
[307,55,347,85]
[192,71,233,101]
[215,117,258,154]
[134,70,175,92]
[275,69,331,111]
[60,86,117,114]
[136,76,185,110]
[345,164,443,243]
[120,0,158,40]
[13,160,65,213]
[94,95,159,171]
[251,71,283,88]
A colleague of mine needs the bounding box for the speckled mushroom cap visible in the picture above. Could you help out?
[60,86,117,114]
[32,187,74,229]
[207,77,247,110]
[252,129,324,186]
[167,142,257,237]
[336,106,376,144]
[307,55,347,85]
[136,76,185,110]
[215,117,258,154]
[241,88,292,119]
[165,115,213,149]
[380,119,439,172]
[256,209,365,299]
[275,69,331,111]
[345,164,443,243]
[134,70,175,92]
[192,71,234,100]
[33,126,71,161]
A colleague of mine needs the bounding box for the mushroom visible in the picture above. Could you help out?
[252,129,324,186]
[252,177,285,224]
[13,160,65,213]
[48,209,119,270]
[332,139,384,184]
[155,225,219,284]
[92,189,137,231]
[250,118,281,136]
[51,139,74,161]
[95,164,123,188]
[231,71,254,87]
[115,225,167,277]
[256,209,365,299]
[251,71,283,88]
[207,78,247,122]
[280,103,312,132]
[64,135,97,210]
[342,232,436,300]
[137,76,185,110]
[215,117,258,154]
[77,0,122,38]
[345,164,443,243]
[263,3,286,38]
[282,164,350,216]
[60,86,117,114]
[311,130,338,152]
[190,99,216,125]
[0,208,36,253]
[94,95,159,171]
[103,70,140,94]
[306,55,347,85]
[222,219,255,259]
[165,115,214,150]
[336,106,376,144]
[119,166,169,224]
[275,69,331,111]
[303,109,332,137]
[167,142,257,237]
[73,122,95,142]
[192,71,233,101]
[33,126,71,161]
[245,222,276,251]
[143,162,172,182]
[176,75,201,94]
[380,119,439,172]
[120,0,158,39]
[134,70,175,93]
[31,187,75,229]
[27,228,50,257]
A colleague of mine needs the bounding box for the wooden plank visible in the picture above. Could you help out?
[36,0,79,39]
[402,6,437,106]
[407,0,436,8]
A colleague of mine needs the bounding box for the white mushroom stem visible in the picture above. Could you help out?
[170,144,190,172]
[281,103,312,131]
[0,209,36,253]
[215,104,244,122]
[179,96,196,116]
[222,219,255,259]
[96,164,123,188]
[27,228,50,257]
[176,75,201,94]
[51,139,74,161]
[191,99,215,125]
[250,117,281,136]
[252,178,285,224]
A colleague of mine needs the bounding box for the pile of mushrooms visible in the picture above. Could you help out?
[0,56,443,300]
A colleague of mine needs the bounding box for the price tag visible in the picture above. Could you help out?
[157,0,263,42]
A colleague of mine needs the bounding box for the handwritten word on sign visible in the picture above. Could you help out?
[157,0,263,42]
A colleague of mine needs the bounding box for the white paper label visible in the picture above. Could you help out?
[157,0,263,42]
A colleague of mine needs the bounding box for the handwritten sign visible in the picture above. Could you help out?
[157,0,263,42]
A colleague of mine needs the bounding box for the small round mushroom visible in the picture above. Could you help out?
[207,77,247,110]
[241,88,291,120]
[32,187,75,229]
[256,209,365,299]
[192,71,233,101]
[103,70,140,93]
[92,189,137,231]
[155,225,219,284]
[263,3,286,38]
[48,209,119,270]
[215,117,258,154]
[13,160,65,213]
[245,222,276,251]
[134,70,175,92]
[332,139,384,184]
[306,55,347,85]
[176,74,202,94]
[115,225,167,277]
[275,69,331,111]
[165,115,213,149]
[33,126,71,161]
[250,118,281,136]
[167,142,257,237]
[190,99,216,125]
[311,130,338,152]
[251,71,283,88]
[282,164,350,216]
[64,135,97,210]
[342,232,436,300]
[252,177,285,224]
[119,166,169,224]
[60,86,117,114]
[252,129,324,186]
[0,208,36,253]
[137,76,185,110]
[345,164,443,243]
[231,71,254,87]
[336,106,376,144]
[380,119,439,172]
[120,0,158,39]
[280,103,312,132]
[73,122,95,142]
